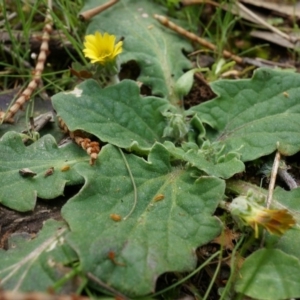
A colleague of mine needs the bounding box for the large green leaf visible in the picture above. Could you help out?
[52,79,170,153]
[0,132,86,211]
[82,0,192,101]
[190,68,300,161]
[0,220,77,292]
[235,248,300,300]
[63,143,224,297]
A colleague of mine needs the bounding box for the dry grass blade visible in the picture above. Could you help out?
[153,14,244,64]
[0,0,53,124]
[181,0,220,6]
[79,0,119,21]
[237,2,298,44]
[266,148,281,208]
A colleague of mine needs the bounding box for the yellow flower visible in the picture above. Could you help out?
[83,31,123,65]
[243,207,295,238]
[229,194,296,238]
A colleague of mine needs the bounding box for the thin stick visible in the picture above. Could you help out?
[154,14,244,64]
[237,2,297,44]
[79,0,119,21]
[0,0,53,123]
[182,0,298,45]
[261,148,281,247]
[181,0,220,7]
[86,272,129,300]
[266,149,281,208]
[277,162,298,190]
[118,148,138,221]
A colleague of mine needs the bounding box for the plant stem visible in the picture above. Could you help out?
[110,74,120,85]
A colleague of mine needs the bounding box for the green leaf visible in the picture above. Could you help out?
[52,79,170,153]
[82,0,192,101]
[0,220,77,292]
[266,187,300,260]
[235,248,300,300]
[164,141,245,179]
[226,180,300,253]
[190,68,300,161]
[0,132,86,211]
[63,143,224,297]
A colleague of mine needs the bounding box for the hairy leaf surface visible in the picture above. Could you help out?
[164,141,245,179]
[190,68,300,161]
[0,132,86,211]
[63,144,224,296]
[52,80,170,153]
[235,249,300,300]
[0,220,76,292]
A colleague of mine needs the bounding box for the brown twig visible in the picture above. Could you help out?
[57,117,100,165]
[180,0,220,7]
[79,0,119,21]
[153,14,244,65]
[237,2,298,44]
[266,148,281,208]
[0,0,53,124]
[277,163,298,190]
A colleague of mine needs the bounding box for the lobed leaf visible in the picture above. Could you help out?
[190,68,300,161]
[52,79,170,154]
[164,141,245,179]
[62,143,225,296]
[0,220,77,292]
[0,132,86,211]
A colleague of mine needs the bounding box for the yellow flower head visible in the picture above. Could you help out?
[243,207,295,238]
[83,31,123,65]
[229,193,296,238]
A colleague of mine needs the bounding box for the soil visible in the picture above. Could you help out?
[0,185,82,250]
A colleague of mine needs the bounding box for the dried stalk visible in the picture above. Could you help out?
[58,117,100,165]
[180,0,220,6]
[278,166,298,190]
[0,0,53,123]
[79,0,119,21]
[153,14,244,64]
[236,2,297,44]
[266,149,281,208]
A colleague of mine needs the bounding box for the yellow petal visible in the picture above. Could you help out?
[82,31,123,65]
